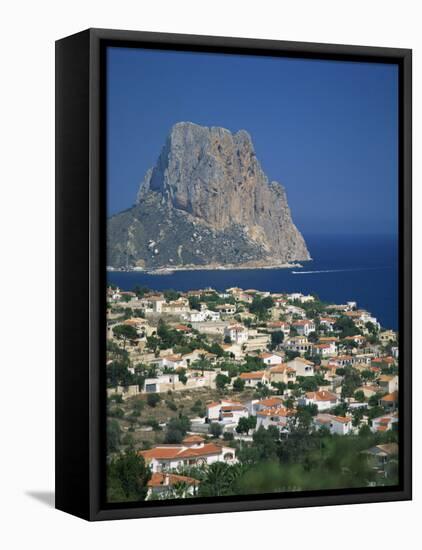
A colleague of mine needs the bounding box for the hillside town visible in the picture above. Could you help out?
[106,285,399,502]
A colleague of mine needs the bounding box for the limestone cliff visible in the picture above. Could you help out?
[108,122,310,269]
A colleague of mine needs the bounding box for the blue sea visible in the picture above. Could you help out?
[107,234,398,330]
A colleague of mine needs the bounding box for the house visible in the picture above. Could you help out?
[219,403,249,425]
[379,329,397,344]
[266,321,290,336]
[159,354,187,370]
[287,357,315,377]
[258,352,284,366]
[344,334,366,346]
[242,334,271,352]
[268,364,296,385]
[328,355,354,368]
[206,400,242,421]
[184,309,220,322]
[221,343,244,360]
[284,335,312,355]
[299,390,339,411]
[357,385,379,399]
[285,304,306,318]
[239,371,268,387]
[191,321,227,336]
[314,414,353,435]
[292,319,316,337]
[363,443,398,476]
[149,295,166,313]
[312,341,336,357]
[371,413,399,433]
[319,317,336,332]
[143,374,179,393]
[162,298,190,314]
[182,348,217,366]
[224,324,249,344]
[146,472,200,500]
[256,407,295,431]
[378,374,399,394]
[139,440,236,472]
[288,293,315,304]
[379,391,398,410]
[250,397,285,415]
[215,304,236,315]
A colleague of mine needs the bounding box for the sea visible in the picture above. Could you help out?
[107,234,398,331]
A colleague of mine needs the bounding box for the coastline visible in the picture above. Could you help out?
[106,261,306,274]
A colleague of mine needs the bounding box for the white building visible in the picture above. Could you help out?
[258,352,284,367]
[292,319,316,337]
[256,407,294,431]
[159,354,187,370]
[239,370,268,387]
[314,414,353,435]
[140,436,237,472]
[299,390,339,411]
[215,304,236,315]
[224,324,249,344]
[287,357,315,377]
[146,472,199,500]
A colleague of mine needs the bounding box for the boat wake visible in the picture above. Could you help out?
[291,267,387,275]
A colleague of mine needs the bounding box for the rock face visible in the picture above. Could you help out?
[107,122,310,269]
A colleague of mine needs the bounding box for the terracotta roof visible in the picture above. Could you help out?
[177,443,223,459]
[139,447,184,460]
[239,371,266,380]
[175,324,191,332]
[148,472,200,488]
[269,364,289,373]
[376,426,388,432]
[220,405,246,412]
[291,357,314,365]
[381,391,398,402]
[257,407,294,418]
[305,390,338,402]
[140,443,225,461]
[257,397,284,407]
[162,354,183,362]
[331,415,352,424]
[375,443,399,456]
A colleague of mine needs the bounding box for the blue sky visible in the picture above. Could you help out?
[107,47,398,236]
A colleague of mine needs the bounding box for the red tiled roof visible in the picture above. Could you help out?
[239,371,265,380]
[148,472,200,488]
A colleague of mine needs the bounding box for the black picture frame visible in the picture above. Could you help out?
[55,28,412,521]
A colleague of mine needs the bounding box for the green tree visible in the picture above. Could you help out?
[112,324,138,348]
[107,419,121,453]
[354,390,365,403]
[188,296,201,311]
[333,316,360,338]
[146,393,161,408]
[133,285,150,298]
[107,450,151,502]
[216,373,230,391]
[164,289,180,302]
[232,377,245,392]
[209,422,223,438]
[164,415,191,443]
[270,331,284,349]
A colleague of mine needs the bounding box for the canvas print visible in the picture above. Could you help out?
[105,47,399,504]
